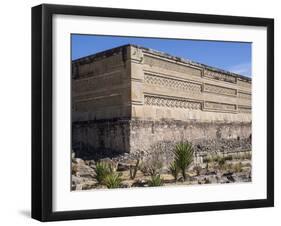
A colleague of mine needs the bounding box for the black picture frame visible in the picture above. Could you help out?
[32,3,274,222]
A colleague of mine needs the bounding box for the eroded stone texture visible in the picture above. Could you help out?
[72,44,252,159]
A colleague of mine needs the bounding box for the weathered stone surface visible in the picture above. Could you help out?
[72,175,98,190]
[72,44,252,161]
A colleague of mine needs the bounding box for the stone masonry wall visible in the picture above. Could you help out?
[72,119,130,159]
[72,118,251,161]
[130,45,252,122]
[72,44,252,159]
[72,45,132,121]
[129,119,251,154]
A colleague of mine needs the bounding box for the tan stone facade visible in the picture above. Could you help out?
[72,44,251,157]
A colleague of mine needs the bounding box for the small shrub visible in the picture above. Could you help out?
[218,157,226,168]
[140,152,163,176]
[203,157,208,163]
[212,155,219,162]
[193,165,202,176]
[94,162,111,184]
[203,156,212,163]
[244,162,251,167]
[72,164,78,175]
[204,178,211,184]
[233,162,243,173]
[129,159,140,180]
[173,142,194,180]
[221,162,232,171]
[104,172,123,189]
[243,152,252,160]
[148,174,163,187]
[224,155,233,161]
[169,161,179,181]
[206,162,209,171]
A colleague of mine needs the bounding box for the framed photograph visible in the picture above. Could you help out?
[32,4,274,221]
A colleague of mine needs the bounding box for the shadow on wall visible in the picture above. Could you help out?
[72,142,127,160]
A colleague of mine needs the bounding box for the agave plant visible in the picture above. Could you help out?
[94,162,111,184]
[104,172,123,189]
[148,174,163,187]
[173,142,194,180]
[169,161,179,181]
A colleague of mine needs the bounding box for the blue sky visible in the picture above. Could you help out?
[72,34,252,77]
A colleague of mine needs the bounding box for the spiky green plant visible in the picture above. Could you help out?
[148,174,163,187]
[94,162,111,184]
[173,142,194,180]
[104,172,123,189]
[169,161,179,181]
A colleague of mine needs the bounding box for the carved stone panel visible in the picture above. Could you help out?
[238,105,251,113]
[144,95,202,110]
[204,83,237,96]
[144,73,202,93]
[204,101,237,112]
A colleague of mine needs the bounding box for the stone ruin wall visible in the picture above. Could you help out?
[72,45,252,159]
[72,46,132,156]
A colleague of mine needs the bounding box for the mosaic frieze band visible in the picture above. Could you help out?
[144,73,239,97]
[203,83,237,96]
[144,95,202,110]
[143,72,251,114]
[144,95,241,114]
[144,73,202,93]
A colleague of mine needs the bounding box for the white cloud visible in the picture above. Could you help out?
[227,62,252,77]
